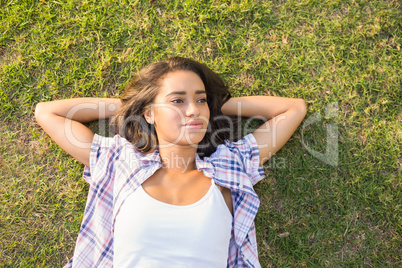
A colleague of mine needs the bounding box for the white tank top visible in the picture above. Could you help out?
[114,179,233,268]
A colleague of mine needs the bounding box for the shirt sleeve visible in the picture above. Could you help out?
[82,133,120,185]
[224,133,265,186]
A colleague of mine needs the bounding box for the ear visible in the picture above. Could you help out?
[144,106,154,124]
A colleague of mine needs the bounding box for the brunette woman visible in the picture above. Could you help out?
[35,57,306,267]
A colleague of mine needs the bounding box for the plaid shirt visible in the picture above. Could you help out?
[64,133,265,268]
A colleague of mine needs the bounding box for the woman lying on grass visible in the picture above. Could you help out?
[35,57,306,268]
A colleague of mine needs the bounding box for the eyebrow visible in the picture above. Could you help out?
[165,90,207,97]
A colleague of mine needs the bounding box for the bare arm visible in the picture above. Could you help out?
[221,96,307,166]
[35,98,122,167]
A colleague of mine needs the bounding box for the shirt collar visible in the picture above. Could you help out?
[138,148,162,164]
[195,154,214,170]
[138,150,257,198]
[139,150,214,171]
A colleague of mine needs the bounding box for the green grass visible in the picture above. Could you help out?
[1,0,401,267]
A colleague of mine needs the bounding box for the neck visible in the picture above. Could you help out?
[158,145,198,174]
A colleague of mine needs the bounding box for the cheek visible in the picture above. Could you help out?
[155,107,183,125]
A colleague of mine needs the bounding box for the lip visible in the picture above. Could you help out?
[183,121,204,129]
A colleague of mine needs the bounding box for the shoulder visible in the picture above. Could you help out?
[210,133,259,161]
[85,133,160,187]
[86,134,147,181]
[92,133,131,149]
[207,133,265,186]
[91,134,144,156]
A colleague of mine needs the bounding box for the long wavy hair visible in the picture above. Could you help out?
[111,56,240,157]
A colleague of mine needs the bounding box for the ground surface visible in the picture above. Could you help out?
[0,0,401,267]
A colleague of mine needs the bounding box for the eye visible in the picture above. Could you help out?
[197,98,207,103]
[171,99,183,103]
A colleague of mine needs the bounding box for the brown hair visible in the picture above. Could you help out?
[111,56,240,157]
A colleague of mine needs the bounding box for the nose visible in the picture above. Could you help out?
[185,101,200,117]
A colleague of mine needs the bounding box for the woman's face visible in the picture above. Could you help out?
[146,70,210,148]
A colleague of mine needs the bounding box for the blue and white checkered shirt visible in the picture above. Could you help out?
[64,133,265,268]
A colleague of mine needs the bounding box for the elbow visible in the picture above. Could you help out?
[296,98,307,117]
[35,102,48,125]
[34,102,43,122]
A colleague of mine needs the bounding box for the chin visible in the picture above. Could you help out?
[178,134,206,146]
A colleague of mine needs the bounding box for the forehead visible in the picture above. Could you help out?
[158,70,205,96]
